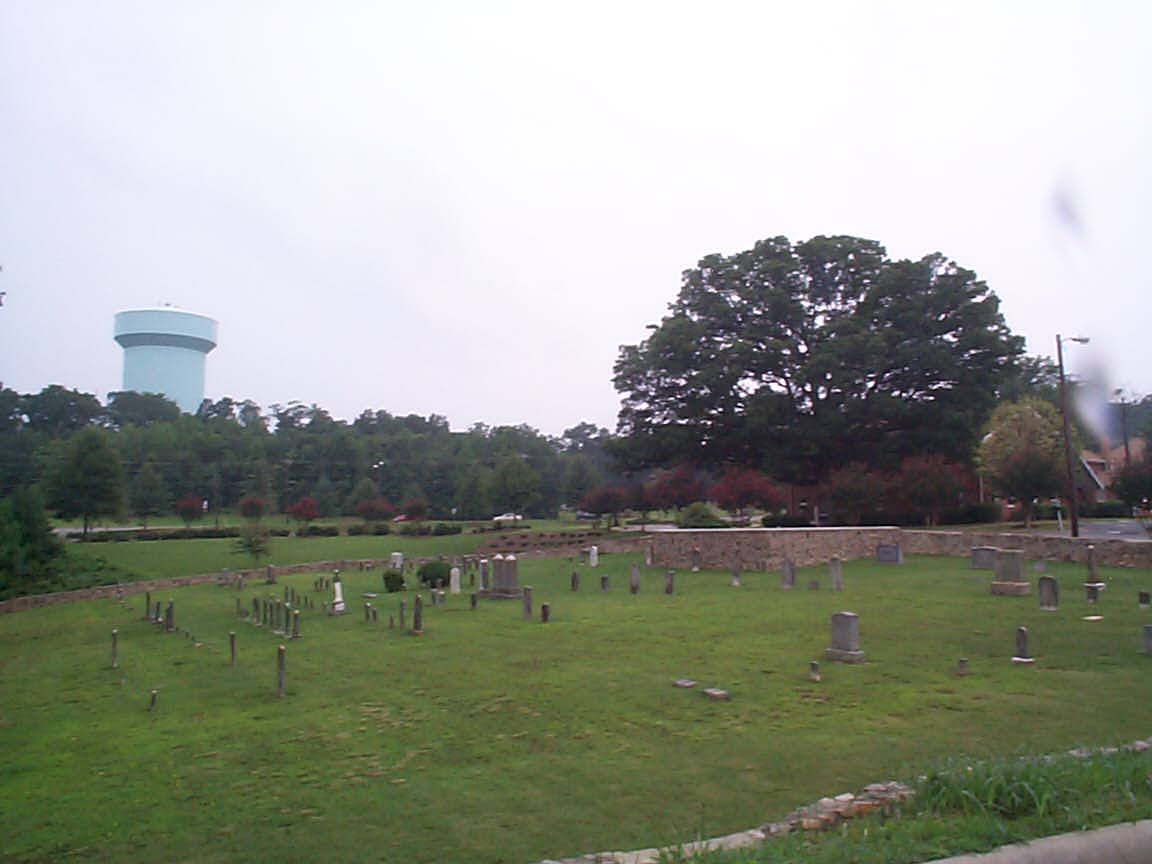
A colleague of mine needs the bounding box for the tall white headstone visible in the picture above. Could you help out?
[332,576,346,615]
[589,546,599,567]
[449,566,461,594]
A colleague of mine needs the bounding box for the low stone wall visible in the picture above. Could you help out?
[644,528,1152,571]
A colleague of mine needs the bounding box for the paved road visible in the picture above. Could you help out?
[1040,519,1150,542]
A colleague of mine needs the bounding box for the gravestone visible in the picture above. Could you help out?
[808,660,821,682]
[1038,575,1059,611]
[540,603,550,624]
[111,629,119,669]
[1144,625,1152,655]
[522,586,534,620]
[600,574,609,592]
[955,658,970,676]
[470,592,478,610]
[292,609,301,639]
[779,559,796,590]
[690,547,702,572]
[331,575,346,614]
[480,558,490,590]
[229,631,236,667]
[731,567,742,588]
[411,595,424,635]
[830,557,843,591]
[276,645,286,698]
[1139,591,1150,609]
[589,546,599,567]
[399,600,406,629]
[449,566,461,594]
[875,543,903,565]
[644,544,654,567]
[1086,583,1100,604]
[630,564,640,595]
[1087,544,1098,582]
[824,611,865,663]
[390,552,404,570]
[991,549,1030,595]
[664,570,675,595]
[970,546,998,570]
[1011,625,1034,664]
[570,570,580,591]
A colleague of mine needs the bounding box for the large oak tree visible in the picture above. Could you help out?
[613,235,1024,482]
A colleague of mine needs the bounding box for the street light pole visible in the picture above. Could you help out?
[1056,334,1089,538]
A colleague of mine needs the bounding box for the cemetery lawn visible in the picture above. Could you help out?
[1,554,1150,864]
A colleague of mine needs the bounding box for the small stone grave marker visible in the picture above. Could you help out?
[779,559,796,590]
[970,546,998,570]
[1038,575,1059,611]
[673,678,696,688]
[630,564,640,595]
[991,549,1030,595]
[1139,591,1150,609]
[824,611,865,663]
[1011,626,1034,664]
[830,557,843,591]
[875,544,903,564]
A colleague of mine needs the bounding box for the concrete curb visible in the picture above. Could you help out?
[923,819,1152,863]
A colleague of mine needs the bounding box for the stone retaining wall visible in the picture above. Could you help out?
[643,528,1152,571]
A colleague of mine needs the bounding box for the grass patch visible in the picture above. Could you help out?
[1,554,1150,863]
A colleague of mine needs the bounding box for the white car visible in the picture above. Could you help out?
[492,513,523,523]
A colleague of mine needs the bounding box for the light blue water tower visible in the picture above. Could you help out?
[113,307,218,413]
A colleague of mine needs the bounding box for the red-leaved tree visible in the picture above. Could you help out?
[239,495,266,521]
[710,467,785,519]
[355,497,396,522]
[174,493,205,528]
[287,497,320,526]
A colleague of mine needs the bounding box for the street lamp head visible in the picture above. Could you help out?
[1064,336,1090,345]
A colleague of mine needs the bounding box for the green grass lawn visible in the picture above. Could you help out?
[1,553,1150,864]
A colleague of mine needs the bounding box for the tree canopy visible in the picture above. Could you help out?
[614,235,1024,482]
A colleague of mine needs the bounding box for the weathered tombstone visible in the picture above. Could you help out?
[470,592,478,610]
[143,591,151,620]
[644,544,654,567]
[480,558,490,590]
[399,600,406,629]
[630,564,641,595]
[690,546,702,572]
[1139,591,1150,609]
[251,597,260,623]
[664,570,675,595]
[540,602,550,624]
[955,657,970,676]
[148,689,159,711]
[824,611,865,663]
[1144,625,1152,655]
[1086,583,1100,604]
[991,549,1030,595]
[292,609,301,639]
[808,660,821,682]
[412,595,424,635]
[229,631,236,667]
[730,567,742,588]
[579,548,589,565]
[600,574,609,592]
[522,586,534,620]
[265,564,275,584]
[331,575,346,614]
[111,629,119,669]
[449,566,461,595]
[570,570,580,592]
[1086,544,1098,583]
[364,602,372,622]
[779,559,795,590]
[276,644,286,698]
[1038,575,1059,611]
[589,546,599,567]
[875,543,903,565]
[1011,626,1034,664]
[830,557,843,591]
[970,546,998,570]
[164,601,175,632]
[390,552,404,570]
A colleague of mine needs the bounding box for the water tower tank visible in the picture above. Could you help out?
[113,308,218,413]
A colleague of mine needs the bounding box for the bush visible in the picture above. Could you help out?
[431,522,462,536]
[1084,500,1130,518]
[399,522,431,536]
[416,561,451,587]
[297,524,339,537]
[761,514,814,528]
[675,502,727,529]
[947,502,1002,524]
[382,570,405,593]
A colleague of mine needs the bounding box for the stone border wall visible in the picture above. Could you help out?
[642,528,1152,571]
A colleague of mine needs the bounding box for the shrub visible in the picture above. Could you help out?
[399,522,431,536]
[346,523,365,536]
[676,502,727,529]
[761,514,814,528]
[1084,500,1130,518]
[431,522,461,536]
[416,561,451,587]
[382,570,405,593]
[947,502,1002,524]
[297,524,339,537]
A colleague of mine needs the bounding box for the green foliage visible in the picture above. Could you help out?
[822,463,887,525]
[297,524,339,537]
[675,501,727,528]
[43,427,125,536]
[232,524,271,566]
[105,391,182,428]
[976,399,1064,525]
[614,235,1024,481]
[416,560,452,586]
[131,460,169,526]
[1111,460,1152,510]
[0,487,64,594]
[490,457,540,514]
[382,569,405,592]
[174,493,205,528]
[431,522,461,536]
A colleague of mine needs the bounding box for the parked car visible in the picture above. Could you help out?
[492,513,523,523]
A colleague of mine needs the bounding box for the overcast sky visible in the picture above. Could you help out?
[2,1,1149,437]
